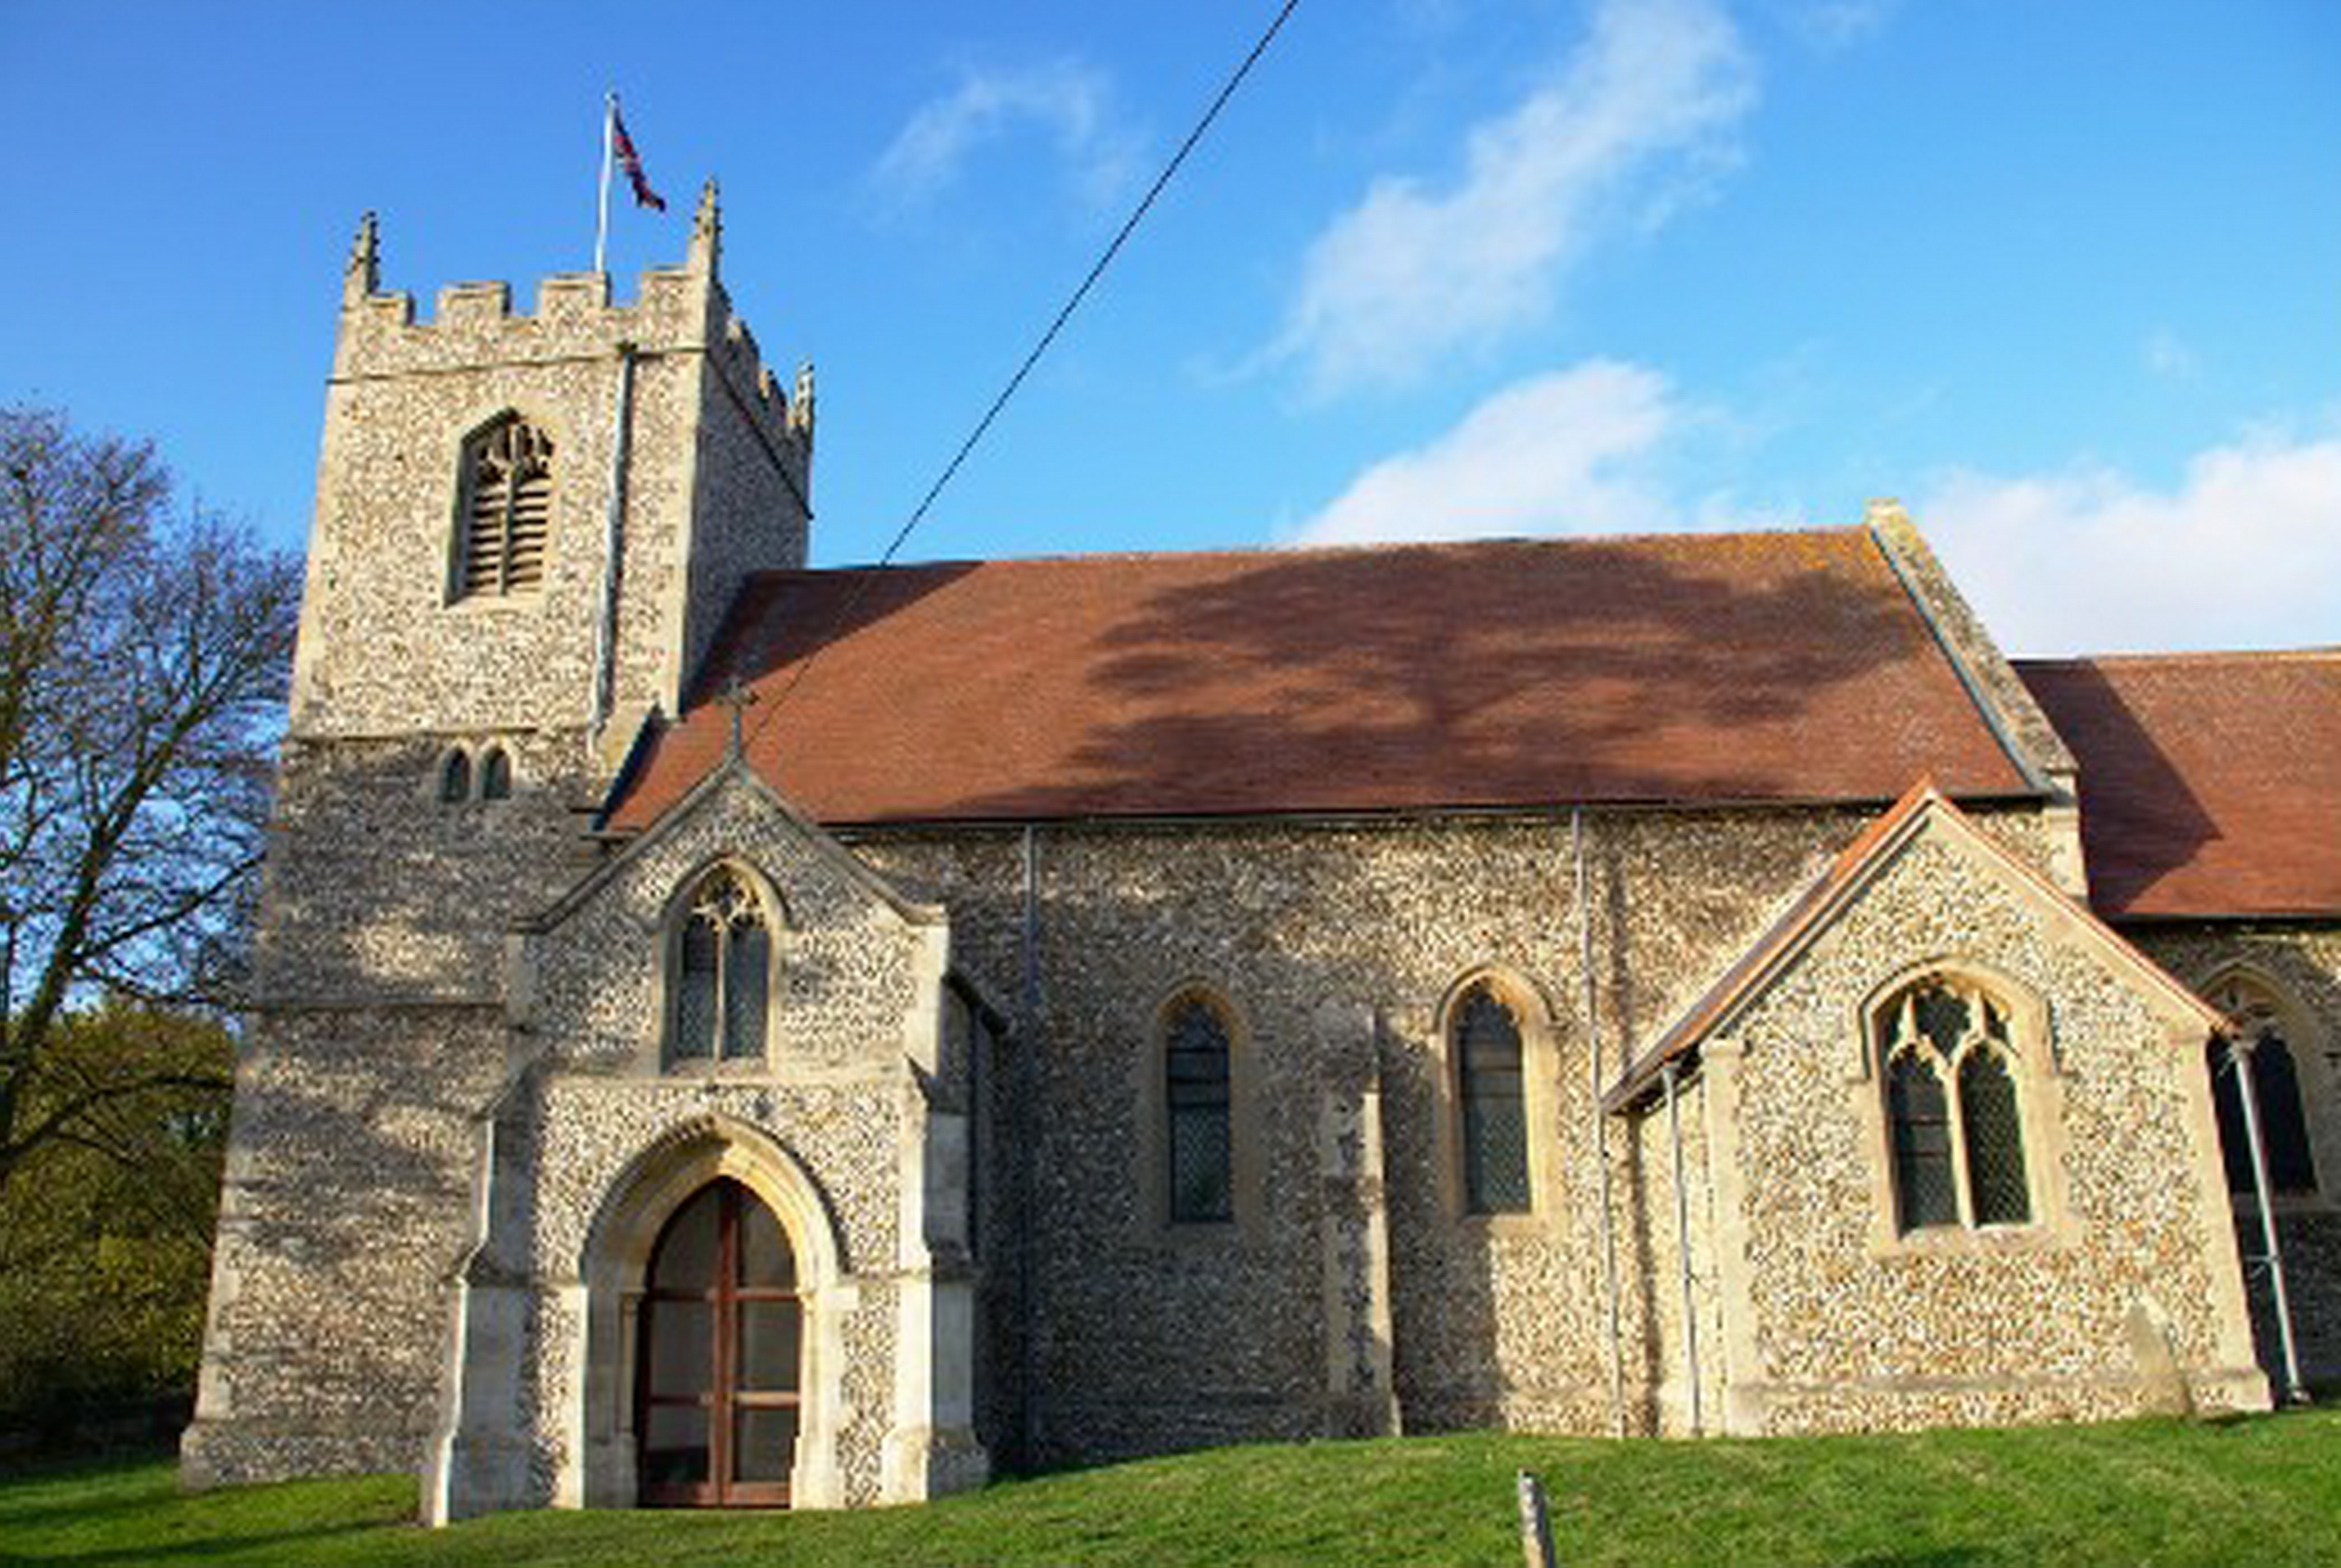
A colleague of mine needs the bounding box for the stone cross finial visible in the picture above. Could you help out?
[720,674,759,760]
[344,211,379,309]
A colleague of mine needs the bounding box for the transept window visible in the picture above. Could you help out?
[1455,983,1530,1215]
[1163,995,1233,1224]
[1879,976,2032,1232]
[452,414,553,600]
[669,866,772,1066]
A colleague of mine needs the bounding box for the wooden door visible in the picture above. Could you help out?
[637,1178,802,1506]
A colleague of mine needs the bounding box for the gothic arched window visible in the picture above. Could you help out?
[438,747,471,805]
[1163,995,1233,1224]
[1878,975,2032,1232]
[1455,983,1530,1215]
[453,414,554,600]
[2206,976,2321,1200]
[478,744,513,801]
[669,866,772,1065]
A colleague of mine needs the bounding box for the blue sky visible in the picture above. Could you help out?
[5,1,2336,654]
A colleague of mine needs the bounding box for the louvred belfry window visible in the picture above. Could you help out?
[454,415,554,599]
[1880,977,2033,1233]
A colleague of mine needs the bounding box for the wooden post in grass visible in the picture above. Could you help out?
[1517,1469,1557,1567]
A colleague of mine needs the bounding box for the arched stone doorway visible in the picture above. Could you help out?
[638,1178,802,1506]
[578,1118,852,1509]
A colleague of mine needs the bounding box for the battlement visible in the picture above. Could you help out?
[331,186,811,469]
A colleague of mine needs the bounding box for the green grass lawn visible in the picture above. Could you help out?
[5,1412,2339,1565]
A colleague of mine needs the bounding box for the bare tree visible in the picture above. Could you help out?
[0,407,300,1196]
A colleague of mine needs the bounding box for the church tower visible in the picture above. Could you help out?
[292,179,812,770]
[186,190,821,1489]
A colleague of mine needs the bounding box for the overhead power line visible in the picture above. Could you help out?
[747,0,1303,743]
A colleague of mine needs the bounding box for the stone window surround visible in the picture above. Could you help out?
[1428,966,1563,1234]
[443,405,564,609]
[658,857,787,1074]
[1852,958,2080,1258]
[2198,961,2337,1219]
[427,738,522,805]
[1132,981,1263,1245]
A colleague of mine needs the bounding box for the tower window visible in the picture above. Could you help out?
[479,745,513,801]
[438,748,471,804]
[453,415,554,600]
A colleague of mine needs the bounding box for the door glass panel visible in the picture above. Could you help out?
[739,1199,796,1288]
[646,1300,713,1399]
[737,1301,800,1391]
[641,1405,709,1486]
[651,1186,721,1288]
[733,1405,800,1484]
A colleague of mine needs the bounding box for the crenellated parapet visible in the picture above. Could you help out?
[328,199,812,489]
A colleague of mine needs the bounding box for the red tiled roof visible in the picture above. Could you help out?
[605,529,2033,830]
[2017,651,2341,919]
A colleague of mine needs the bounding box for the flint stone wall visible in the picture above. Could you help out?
[1717,828,2256,1431]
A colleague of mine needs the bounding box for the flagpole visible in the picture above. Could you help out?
[593,91,616,276]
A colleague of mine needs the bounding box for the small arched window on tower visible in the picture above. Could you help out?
[2205,975,2320,1200]
[668,865,773,1066]
[478,744,513,801]
[1455,982,1530,1215]
[438,747,471,805]
[1878,975,2032,1232]
[452,414,554,600]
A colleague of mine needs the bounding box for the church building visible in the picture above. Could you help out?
[182,191,2341,1519]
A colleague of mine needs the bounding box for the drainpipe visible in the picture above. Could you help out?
[590,343,638,744]
[1574,809,1627,1439]
[2229,1040,2306,1402]
[1015,824,1043,1464]
[1662,1061,1703,1436]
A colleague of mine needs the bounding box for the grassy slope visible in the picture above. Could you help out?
[4,1414,2339,1566]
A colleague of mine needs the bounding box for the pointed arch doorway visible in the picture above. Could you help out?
[637,1178,803,1506]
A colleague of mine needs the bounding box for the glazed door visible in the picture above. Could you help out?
[637,1178,802,1506]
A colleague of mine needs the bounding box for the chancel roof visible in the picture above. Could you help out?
[605,527,2034,830]
[2017,650,2341,919]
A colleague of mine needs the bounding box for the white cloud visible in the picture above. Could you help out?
[2142,327,2197,379]
[873,59,1137,210]
[1779,0,1896,51]
[1271,0,1755,397]
[1292,361,1685,545]
[1922,428,2341,654]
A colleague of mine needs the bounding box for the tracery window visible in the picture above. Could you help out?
[1455,983,1530,1215]
[2206,977,2320,1199]
[669,866,772,1066]
[1879,976,2031,1232]
[452,414,553,600]
[1163,996,1233,1224]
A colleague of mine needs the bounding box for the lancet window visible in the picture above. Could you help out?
[1164,995,1234,1224]
[1455,983,1530,1215]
